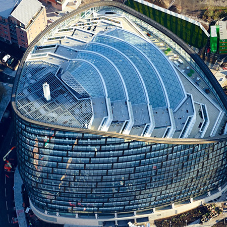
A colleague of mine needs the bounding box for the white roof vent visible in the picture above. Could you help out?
[43,82,51,101]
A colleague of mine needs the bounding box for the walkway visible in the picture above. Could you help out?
[14,168,27,227]
[0,83,12,122]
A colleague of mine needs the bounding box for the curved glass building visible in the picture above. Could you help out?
[12,1,227,226]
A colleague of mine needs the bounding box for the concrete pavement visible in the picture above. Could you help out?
[0,118,17,227]
[0,83,12,122]
[14,168,27,227]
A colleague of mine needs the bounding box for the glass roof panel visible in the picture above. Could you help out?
[67,61,104,98]
[86,43,147,105]
[77,51,126,102]
[106,29,186,110]
[93,35,167,108]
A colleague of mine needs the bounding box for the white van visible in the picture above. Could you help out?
[2,54,10,63]
[173,61,180,67]
[178,59,183,64]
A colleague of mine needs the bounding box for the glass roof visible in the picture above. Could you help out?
[67,60,105,98]
[16,61,59,97]
[16,61,93,128]
[15,7,225,138]
[86,42,147,105]
[106,28,186,110]
[93,34,167,108]
[77,51,126,102]
[61,71,90,99]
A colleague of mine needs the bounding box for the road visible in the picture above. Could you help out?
[0,107,17,227]
[0,71,14,84]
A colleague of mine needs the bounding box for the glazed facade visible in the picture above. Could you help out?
[16,115,227,216]
[12,1,227,224]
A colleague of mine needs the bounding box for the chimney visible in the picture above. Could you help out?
[43,82,51,101]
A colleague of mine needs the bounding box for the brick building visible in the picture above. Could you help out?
[39,0,70,10]
[0,0,47,49]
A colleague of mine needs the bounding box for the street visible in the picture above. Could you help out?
[0,110,17,227]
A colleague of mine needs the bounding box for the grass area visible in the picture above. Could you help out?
[125,0,208,49]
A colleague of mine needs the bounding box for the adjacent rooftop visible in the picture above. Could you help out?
[10,0,43,26]
[0,0,20,18]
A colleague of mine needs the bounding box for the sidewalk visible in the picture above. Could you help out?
[14,168,27,227]
[0,83,12,122]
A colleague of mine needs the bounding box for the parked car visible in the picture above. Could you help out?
[173,61,180,67]
[6,57,14,66]
[54,11,60,16]
[178,58,184,64]
[8,59,20,71]
[2,54,10,63]
[48,19,54,23]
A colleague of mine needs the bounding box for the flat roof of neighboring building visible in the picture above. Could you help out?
[10,0,42,26]
[219,21,227,40]
[0,0,19,18]
[210,26,217,38]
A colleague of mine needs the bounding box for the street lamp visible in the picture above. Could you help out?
[186,220,187,226]
[170,221,171,227]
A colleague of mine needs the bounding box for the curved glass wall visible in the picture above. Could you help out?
[67,61,105,98]
[93,34,167,108]
[16,116,227,216]
[106,28,186,111]
[86,43,147,105]
[76,51,126,102]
